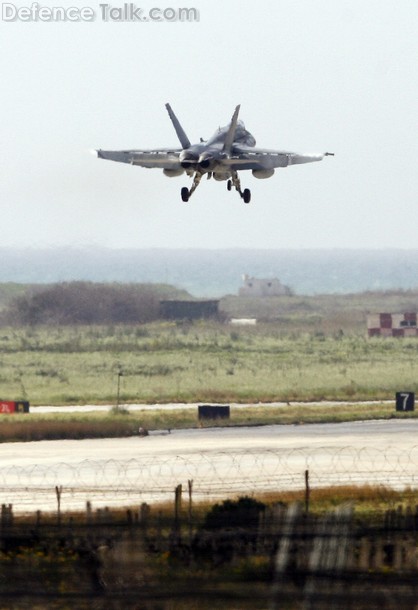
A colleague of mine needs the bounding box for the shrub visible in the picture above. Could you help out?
[2,282,187,326]
[203,496,266,530]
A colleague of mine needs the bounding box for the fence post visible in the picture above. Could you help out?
[174,484,182,532]
[1,504,13,528]
[157,510,163,551]
[305,469,310,514]
[188,479,193,542]
[55,485,63,526]
[140,502,150,524]
[86,501,92,525]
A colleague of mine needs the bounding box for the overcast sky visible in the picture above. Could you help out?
[1,0,417,249]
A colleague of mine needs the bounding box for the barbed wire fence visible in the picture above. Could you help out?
[1,445,418,512]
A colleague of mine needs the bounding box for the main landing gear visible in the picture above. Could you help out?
[180,170,251,203]
[227,171,251,203]
[181,187,189,202]
[227,181,251,202]
[180,172,202,202]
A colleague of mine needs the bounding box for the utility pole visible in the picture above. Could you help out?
[116,368,123,409]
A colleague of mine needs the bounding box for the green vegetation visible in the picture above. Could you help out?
[2,487,417,609]
[0,283,29,310]
[0,285,417,413]
[0,281,190,324]
[0,319,417,406]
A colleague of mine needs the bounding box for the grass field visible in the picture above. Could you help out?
[0,289,417,408]
[0,320,417,406]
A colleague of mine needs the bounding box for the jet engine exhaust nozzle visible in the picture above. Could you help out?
[197,153,216,170]
[179,150,198,169]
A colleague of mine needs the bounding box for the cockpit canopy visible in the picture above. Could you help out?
[207,120,256,148]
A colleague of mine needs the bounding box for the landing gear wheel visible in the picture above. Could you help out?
[227,180,232,191]
[242,188,251,204]
[181,187,189,202]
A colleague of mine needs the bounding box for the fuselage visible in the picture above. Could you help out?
[179,120,256,178]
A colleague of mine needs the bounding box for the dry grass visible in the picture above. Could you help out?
[257,484,416,515]
[0,400,410,443]
[0,415,138,442]
[11,484,417,527]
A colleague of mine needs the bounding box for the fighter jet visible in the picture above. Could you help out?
[96,104,333,204]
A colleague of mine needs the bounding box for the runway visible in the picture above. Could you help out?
[33,400,391,414]
[1,419,417,512]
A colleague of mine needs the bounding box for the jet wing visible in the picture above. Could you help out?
[96,148,183,170]
[224,146,330,171]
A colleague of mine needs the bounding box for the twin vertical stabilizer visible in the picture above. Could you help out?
[165,103,191,150]
[165,103,241,154]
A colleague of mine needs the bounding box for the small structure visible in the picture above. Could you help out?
[230,318,257,326]
[367,312,418,337]
[0,401,30,414]
[160,299,219,321]
[239,274,291,297]
[198,405,230,420]
[396,391,415,411]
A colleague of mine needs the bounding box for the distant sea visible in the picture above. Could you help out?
[1,248,417,297]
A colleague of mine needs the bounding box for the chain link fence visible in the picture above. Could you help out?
[1,445,418,511]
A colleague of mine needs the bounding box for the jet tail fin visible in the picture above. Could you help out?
[165,103,191,150]
[222,105,241,154]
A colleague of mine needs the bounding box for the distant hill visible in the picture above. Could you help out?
[0,247,417,297]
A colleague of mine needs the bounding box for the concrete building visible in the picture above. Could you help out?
[367,312,418,337]
[239,274,291,297]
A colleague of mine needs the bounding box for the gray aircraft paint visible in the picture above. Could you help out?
[97,104,333,204]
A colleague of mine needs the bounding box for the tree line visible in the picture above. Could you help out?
[0,282,188,325]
